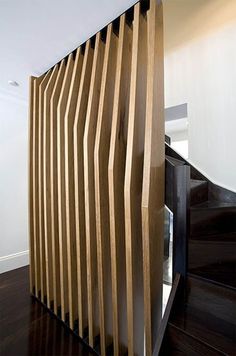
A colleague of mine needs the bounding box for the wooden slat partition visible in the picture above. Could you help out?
[64,48,83,329]
[50,60,66,314]
[32,75,44,298]
[38,70,52,302]
[84,32,105,347]
[124,3,147,354]
[44,65,59,308]
[57,53,75,321]
[108,14,132,355]
[94,23,118,354]
[142,0,164,354]
[29,1,164,355]
[74,40,94,337]
[29,76,35,294]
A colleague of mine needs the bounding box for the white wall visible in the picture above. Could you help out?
[0,0,137,99]
[1,0,236,274]
[164,0,236,192]
[0,0,138,274]
[0,93,29,273]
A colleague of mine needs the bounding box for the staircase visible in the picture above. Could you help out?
[160,143,236,355]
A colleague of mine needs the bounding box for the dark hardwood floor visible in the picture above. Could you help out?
[0,266,93,356]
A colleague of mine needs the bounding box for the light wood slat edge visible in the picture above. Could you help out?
[142,0,165,353]
[32,75,44,298]
[64,48,83,330]
[108,14,132,355]
[94,23,118,355]
[124,3,147,355]
[29,2,165,355]
[29,76,36,293]
[84,32,105,348]
[57,53,75,321]
[38,70,53,302]
[50,59,66,315]
[44,65,59,308]
[73,39,94,338]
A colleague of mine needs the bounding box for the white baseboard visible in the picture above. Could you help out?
[0,250,29,274]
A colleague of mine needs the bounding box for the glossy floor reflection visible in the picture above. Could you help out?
[1,260,173,356]
[0,266,94,356]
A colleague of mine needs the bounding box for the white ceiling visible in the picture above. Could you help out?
[0,0,137,101]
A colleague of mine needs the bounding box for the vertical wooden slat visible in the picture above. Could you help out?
[124,3,147,355]
[43,65,59,308]
[33,76,44,298]
[108,14,132,355]
[64,48,83,329]
[29,3,165,354]
[50,60,66,315]
[142,1,164,353]
[84,32,105,347]
[29,76,36,294]
[57,53,75,321]
[94,23,118,355]
[73,39,94,338]
[38,70,52,303]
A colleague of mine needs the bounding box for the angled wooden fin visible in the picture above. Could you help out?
[108,14,132,355]
[32,74,44,298]
[29,76,36,294]
[64,47,84,329]
[43,65,59,308]
[57,53,75,321]
[38,70,52,303]
[50,59,66,314]
[73,39,94,337]
[124,3,147,354]
[84,32,105,347]
[94,23,118,355]
[142,0,164,353]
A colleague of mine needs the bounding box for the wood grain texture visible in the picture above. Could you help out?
[43,65,59,308]
[50,60,66,314]
[57,53,75,321]
[32,75,44,298]
[124,3,147,355]
[94,23,118,355]
[29,76,36,293]
[73,40,94,338]
[38,70,52,303]
[28,3,165,354]
[141,0,164,353]
[64,48,83,329]
[108,14,132,355]
[83,32,105,347]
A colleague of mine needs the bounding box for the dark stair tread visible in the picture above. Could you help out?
[169,276,236,355]
[189,262,236,289]
[191,200,236,210]
[190,179,207,187]
[166,323,227,356]
[190,201,236,237]
[166,155,185,166]
[188,230,236,289]
[189,231,236,242]
[190,179,208,205]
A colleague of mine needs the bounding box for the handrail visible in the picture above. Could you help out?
[165,156,176,212]
[165,150,190,279]
[173,164,190,278]
[154,273,181,355]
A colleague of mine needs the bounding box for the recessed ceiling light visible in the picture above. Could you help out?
[8,80,19,87]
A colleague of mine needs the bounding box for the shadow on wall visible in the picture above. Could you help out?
[164,0,236,53]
